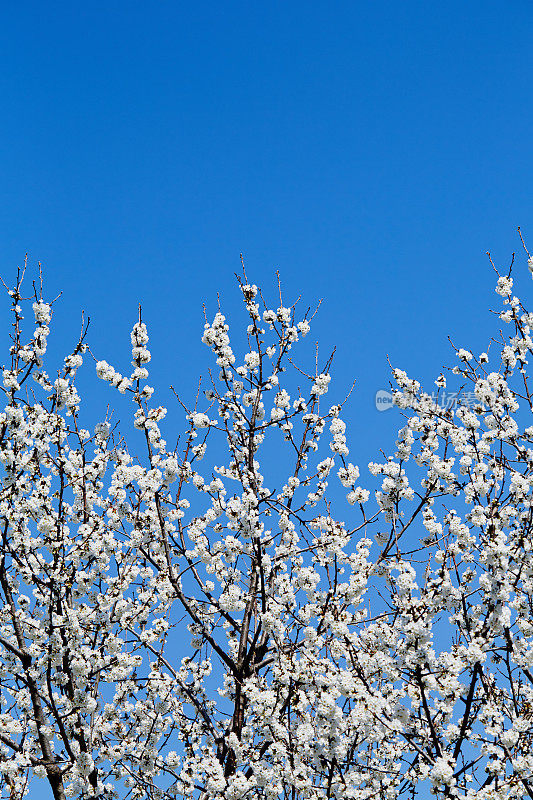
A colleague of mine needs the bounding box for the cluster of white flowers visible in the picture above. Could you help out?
[329,415,349,455]
[96,359,132,392]
[202,311,235,369]
[311,372,331,396]
[3,257,533,800]
[131,319,151,381]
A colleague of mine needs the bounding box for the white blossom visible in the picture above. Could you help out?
[1,260,533,800]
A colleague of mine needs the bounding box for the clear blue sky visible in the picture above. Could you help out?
[1,1,532,465]
[1,2,533,795]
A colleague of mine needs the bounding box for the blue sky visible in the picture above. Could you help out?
[1,2,533,795]
[1,1,532,472]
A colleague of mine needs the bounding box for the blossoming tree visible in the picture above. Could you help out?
[3,249,533,800]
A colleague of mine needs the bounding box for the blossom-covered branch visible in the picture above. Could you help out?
[2,248,533,800]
